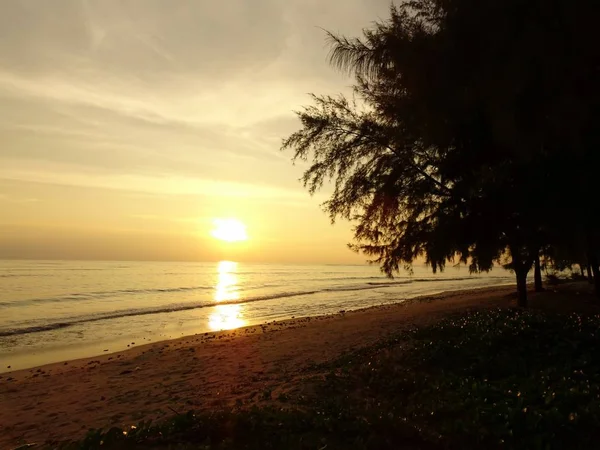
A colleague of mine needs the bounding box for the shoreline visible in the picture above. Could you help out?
[0,280,514,374]
[1,284,518,447]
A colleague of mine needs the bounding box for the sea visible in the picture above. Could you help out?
[0,260,514,372]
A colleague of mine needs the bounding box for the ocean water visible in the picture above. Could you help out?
[0,260,514,372]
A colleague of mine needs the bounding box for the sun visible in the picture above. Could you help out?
[210,218,248,242]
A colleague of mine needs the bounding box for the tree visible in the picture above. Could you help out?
[283,0,599,306]
[534,255,543,292]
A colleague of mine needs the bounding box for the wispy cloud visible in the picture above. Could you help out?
[0,0,389,261]
[0,193,40,203]
[0,163,311,200]
[0,0,392,184]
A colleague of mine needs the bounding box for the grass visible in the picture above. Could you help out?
[54,307,600,450]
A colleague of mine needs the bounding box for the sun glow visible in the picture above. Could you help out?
[210,218,248,242]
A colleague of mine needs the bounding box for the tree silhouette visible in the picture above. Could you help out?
[283,0,600,306]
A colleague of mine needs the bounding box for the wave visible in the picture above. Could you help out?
[0,323,73,335]
[0,278,441,337]
[0,274,53,278]
[0,286,214,307]
[0,274,511,309]
[0,276,514,338]
[7,267,107,271]
[0,290,318,337]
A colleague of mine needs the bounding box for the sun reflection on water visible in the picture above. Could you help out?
[214,261,240,302]
[209,304,246,331]
[209,261,246,331]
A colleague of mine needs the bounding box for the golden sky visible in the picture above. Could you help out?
[0,0,391,263]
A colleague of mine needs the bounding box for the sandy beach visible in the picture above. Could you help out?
[1,285,521,447]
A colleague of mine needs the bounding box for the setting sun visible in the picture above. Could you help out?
[210,218,248,242]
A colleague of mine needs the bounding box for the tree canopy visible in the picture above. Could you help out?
[282,0,600,306]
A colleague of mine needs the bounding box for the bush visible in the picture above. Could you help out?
[314,309,600,449]
[61,309,600,450]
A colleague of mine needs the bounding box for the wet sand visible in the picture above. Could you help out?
[1,285,519,447]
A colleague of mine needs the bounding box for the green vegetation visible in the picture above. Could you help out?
[59,307,600,449]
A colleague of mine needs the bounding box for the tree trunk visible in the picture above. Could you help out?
[516,265,528,308]
[586,230,599,295]
[587,264,593,284]
[589,254,600,299]
[534,256,543,292]
[580,264,586,278]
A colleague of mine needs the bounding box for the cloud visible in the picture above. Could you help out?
[0,161,311,200]
[0,1,289,73]
[0,192,40,203]
[0,0,391,124]
[0,0,393,167]
[0,0,391,261]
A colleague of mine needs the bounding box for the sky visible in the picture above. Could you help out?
[0,0,392,264]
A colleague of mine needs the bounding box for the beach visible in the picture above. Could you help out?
[1,284,519,448]
[0,260,513,372]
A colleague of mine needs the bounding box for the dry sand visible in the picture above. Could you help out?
[1,285,521,447]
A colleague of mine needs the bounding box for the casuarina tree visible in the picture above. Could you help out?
[283,0,600,306]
